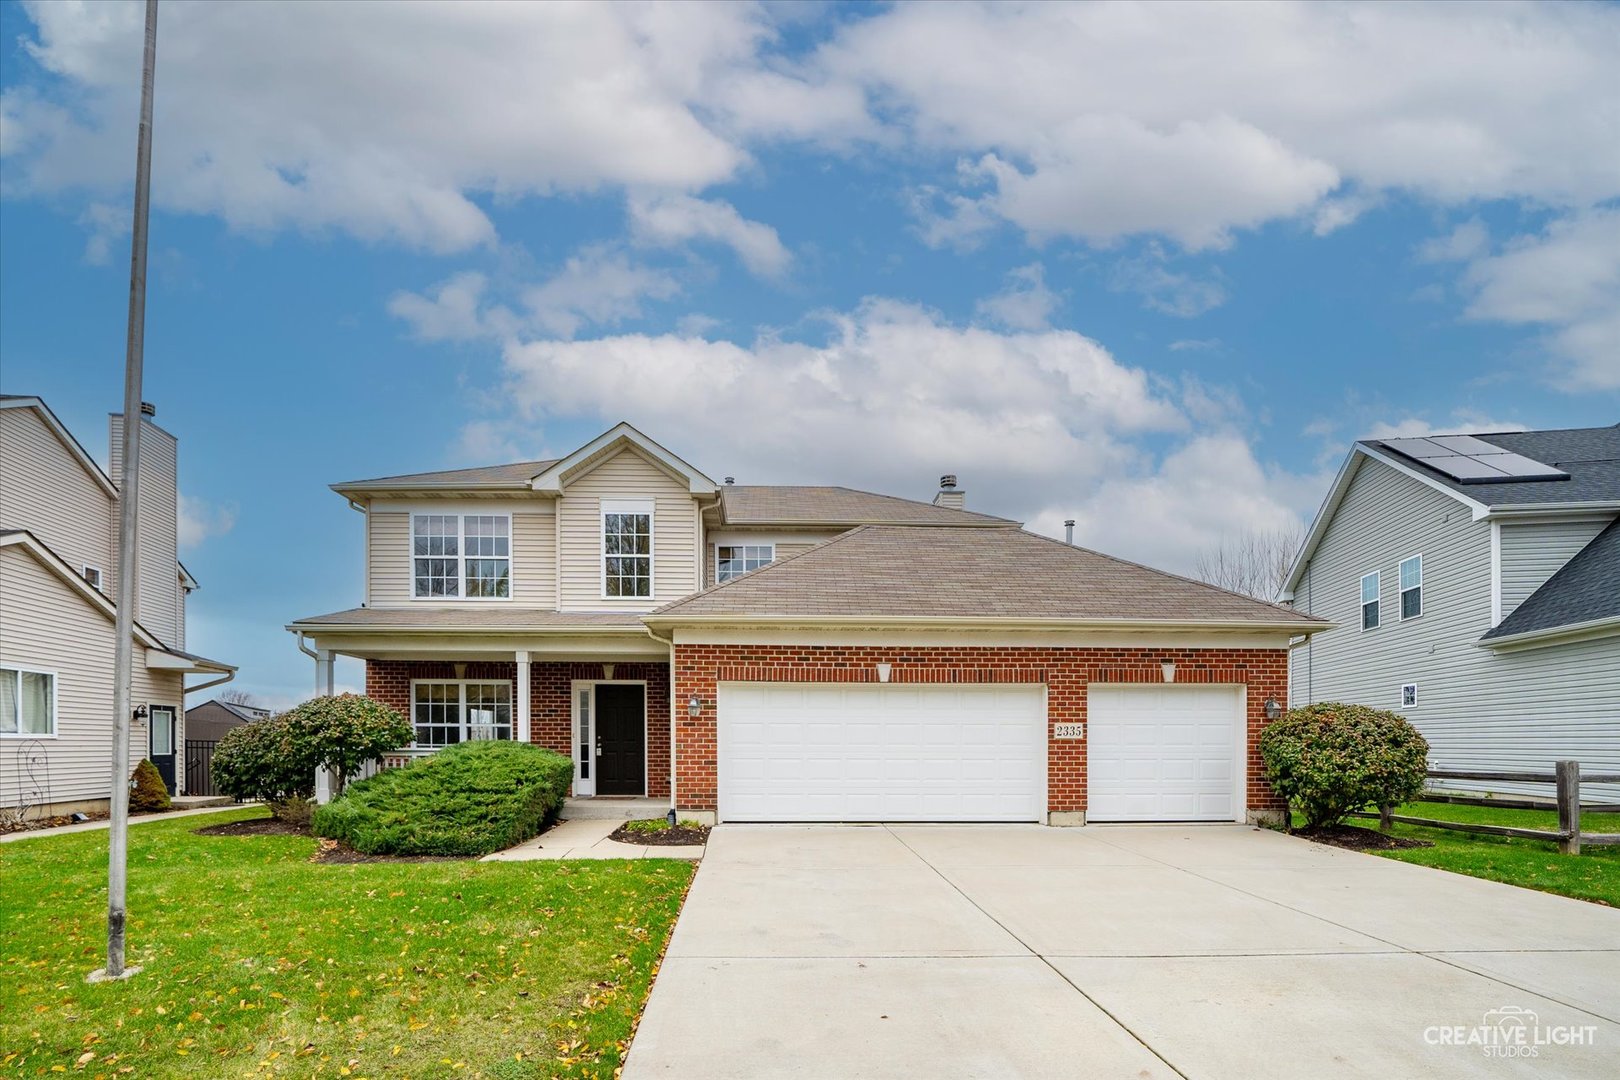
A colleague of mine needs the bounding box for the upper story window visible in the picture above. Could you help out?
[0,666,56,737]
[717,544,774,583]
[1399,555,1423,619]
[412,513,510,599]
[602,500,653,598]
[1360,571,1380,631]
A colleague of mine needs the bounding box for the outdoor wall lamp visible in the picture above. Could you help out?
[1264,697,1283,721]
[687,695,702,717]
[1160,661,1176,683]
[132,704,148,721]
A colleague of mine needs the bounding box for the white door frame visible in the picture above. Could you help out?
[1085,683,1247,824]
[570,679,649,797]
[714,681,1049,824]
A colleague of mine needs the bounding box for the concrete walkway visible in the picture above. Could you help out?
[482,816,704,861]
[0,802,254,843]
[623,824,1620,1079]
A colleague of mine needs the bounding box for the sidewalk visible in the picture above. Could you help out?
[483,816,704,861]
[0,803,255,844]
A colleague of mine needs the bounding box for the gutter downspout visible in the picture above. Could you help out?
[643,622,677,815]
[184,669,236,697]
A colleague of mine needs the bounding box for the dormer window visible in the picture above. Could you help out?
[412,513,510,599]
[602,500,652,598]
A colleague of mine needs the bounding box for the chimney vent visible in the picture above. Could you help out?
[139,401,156,417]
[1065,519,1075,545]
[724,476,735,485]
[932,474,965,510]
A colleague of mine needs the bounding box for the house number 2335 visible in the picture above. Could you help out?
[1053,723,1085,739]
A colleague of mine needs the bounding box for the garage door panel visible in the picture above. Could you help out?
[717,684,1045,822]
[1088,685,1242,823]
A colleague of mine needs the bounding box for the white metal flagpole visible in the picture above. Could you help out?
[93,0,159,984]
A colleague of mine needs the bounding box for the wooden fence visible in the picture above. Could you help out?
[1351,761,1620,855]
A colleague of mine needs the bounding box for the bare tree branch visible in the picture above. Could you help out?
[1192,526,1306,601]
[218,687,259,708]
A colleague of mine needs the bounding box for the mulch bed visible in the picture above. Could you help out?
[1294,824,1434,851]
[608,822,711,846]
[1,811,110,835]
[192,817,470,862]
[194,817,308,837]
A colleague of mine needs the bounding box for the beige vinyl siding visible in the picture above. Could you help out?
[1,545,184,807]
[0,407,115,594]
[368,504,556,607]
[109,416,183,647]
[1290,458,1620,801]
[1499,518,1612,620]
[558,448,698,610]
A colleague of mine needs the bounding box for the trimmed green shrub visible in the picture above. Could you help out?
[129,759,171,812]
[312,741,575,856]
[1259,702,1429,829]
[211,694,412,822]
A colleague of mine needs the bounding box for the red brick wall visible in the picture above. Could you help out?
[366,659,671,797]
[672,644,1289,818]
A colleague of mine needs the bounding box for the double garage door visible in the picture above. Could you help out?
[715,682,1243,823]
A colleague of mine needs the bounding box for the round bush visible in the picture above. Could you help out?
[1259,702,1429,829]
[212,694,412,821]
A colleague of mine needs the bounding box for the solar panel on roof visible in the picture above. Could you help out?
[1378,436,1570,485]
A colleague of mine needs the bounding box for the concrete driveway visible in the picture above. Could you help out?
[623,824,1620,1079]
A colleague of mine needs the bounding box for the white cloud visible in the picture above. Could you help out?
[177,492,236,548]
[1456,209,1620,391]
[1360,414,1528,441]
[1417,219,1490,264]
[975,263,1060,331]
[628,192,791,277]
[481,298,1322,573]
[388,271,513,343]
[1110,247,1227,318]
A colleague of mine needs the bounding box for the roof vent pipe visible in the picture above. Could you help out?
[939,474,957,490]
[1065,519,1075,545]
[724,476,735,485]
[139,401,156,417]
[933,474,965,510]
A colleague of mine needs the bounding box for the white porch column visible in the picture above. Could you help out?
[314,649,336,804]
[516,650,531,744]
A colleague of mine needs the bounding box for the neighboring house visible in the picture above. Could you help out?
[185,698,271,742]
[1283,426,1620,799]
[0,396,235,815]
[289,422,1327,825]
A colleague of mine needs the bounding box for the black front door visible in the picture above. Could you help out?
[595,684,645,795]
[148,706,177,793]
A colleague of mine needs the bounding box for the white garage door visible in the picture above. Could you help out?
[1087,685,1243,822]
[717,683,1046,822]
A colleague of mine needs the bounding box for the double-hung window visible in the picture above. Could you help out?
[1360,571,1381,631]
[411,681,512,747]
[602,501,652,598]
[0,666,56,737]
[716,544,773,583]
[412,513,510,598]
[1399,555,1423,619]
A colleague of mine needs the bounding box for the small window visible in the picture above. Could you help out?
[0,667,56,737]
[82,566,103,591]
[1360,572,1380,630]
[603,504,652,597]
[1399,555,1423,620]
[1401,684,1418,708]
[717,544,774,583]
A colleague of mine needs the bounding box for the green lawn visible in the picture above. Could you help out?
[1318,800,1620,907]
[0,807,694,1079]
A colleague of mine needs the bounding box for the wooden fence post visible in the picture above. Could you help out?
[1556,759,1581,856]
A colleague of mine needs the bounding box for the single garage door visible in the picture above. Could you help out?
[1087,685,1243,822]
[716,683,1046,822]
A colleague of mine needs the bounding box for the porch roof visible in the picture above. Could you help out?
[287,607,648,632]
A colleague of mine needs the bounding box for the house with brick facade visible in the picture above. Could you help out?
[289,422,1328,825]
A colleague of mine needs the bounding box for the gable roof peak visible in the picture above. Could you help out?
[529,420,719,496]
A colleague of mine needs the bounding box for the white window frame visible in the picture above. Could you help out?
[82,565,104,592]
[569,678,649,797]
[1400,683,1418,708]
[600,499,655,600]
[715,543,775,584]
[1359,571,1381,631]
[409,512,513,602]
[1398,554,1423,621]
[408,679,515,747]
[0,664,59,738]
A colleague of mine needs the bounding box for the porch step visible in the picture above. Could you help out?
[562,796,670,821]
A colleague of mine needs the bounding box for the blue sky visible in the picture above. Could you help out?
[2,1,1616,705]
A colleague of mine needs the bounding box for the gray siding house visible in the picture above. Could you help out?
[1283,426,1619,800]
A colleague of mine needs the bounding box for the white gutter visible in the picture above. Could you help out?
[641,614,1334,634]
[1478,616,1620,651]
[184,669,236,697]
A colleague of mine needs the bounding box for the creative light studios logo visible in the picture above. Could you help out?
[1424,1006,1600,1059]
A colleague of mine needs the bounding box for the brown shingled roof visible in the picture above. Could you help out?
[649,525,1329,628]
[718,485,1017,526]
[331,459,560,492]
